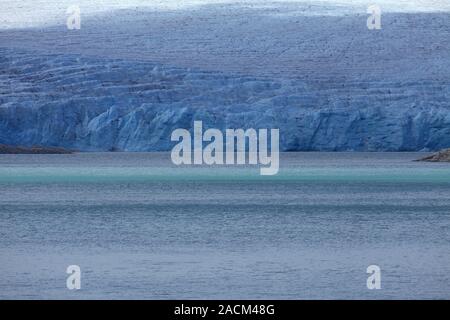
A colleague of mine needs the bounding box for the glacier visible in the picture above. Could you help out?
[0,1,450,151]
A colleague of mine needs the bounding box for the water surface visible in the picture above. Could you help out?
[0,152,449,299]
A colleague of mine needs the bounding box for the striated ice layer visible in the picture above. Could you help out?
[1,47,449,152]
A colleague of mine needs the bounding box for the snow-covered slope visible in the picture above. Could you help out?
[0,1,449,151]
[2,0,450,29]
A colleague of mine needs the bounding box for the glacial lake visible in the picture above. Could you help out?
[0,152,449,299]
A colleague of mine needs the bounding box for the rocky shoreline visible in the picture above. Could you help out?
[0,144,73,154]
[417,148,450,162]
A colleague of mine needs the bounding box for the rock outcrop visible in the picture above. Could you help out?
[418,149,450,162]
[0,144,72,154]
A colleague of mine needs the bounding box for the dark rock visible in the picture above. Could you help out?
[0,144,73,154]
[417,148,450,162]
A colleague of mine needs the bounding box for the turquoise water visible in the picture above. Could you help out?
[1,153,450,183]
[0,152,449,299]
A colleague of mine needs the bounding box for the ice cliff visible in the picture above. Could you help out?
[1,47,449,151]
